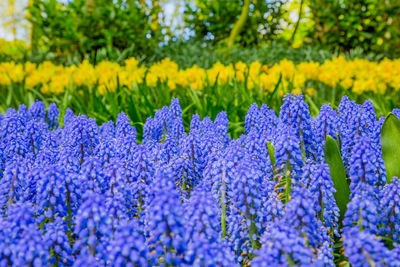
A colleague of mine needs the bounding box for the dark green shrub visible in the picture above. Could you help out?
[28,0,164,63]
[308,0,400,56]
[183,0,287,46]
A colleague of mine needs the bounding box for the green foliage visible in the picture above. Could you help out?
[28,0,164,63]
[2,69,395,142]
[381,113,400,184]
[0,71,284,139]
[150,41,347,68]
[0,39,29,61]
[7,0,394,64]
[2,0,397,63]
[308,0,400,56]
[183,0,287,46]
[324,135,350,223]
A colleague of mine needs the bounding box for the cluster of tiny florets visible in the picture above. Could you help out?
[0,95,398,266]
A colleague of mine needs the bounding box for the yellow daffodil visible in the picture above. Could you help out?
[0,56,399,97]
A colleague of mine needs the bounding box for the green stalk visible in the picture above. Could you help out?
[290,0,304,45]
[305,95,320,115]
[137,192,143,218]
[221,167,227,238]
[8,173,17,206]
[65,182,73,243]
[182,180,187,195]
[228,0,251,47]
[246,206,260,249]
[249,219,257,248]
[221,193,226,238]
[285,174,291,203]
[285,158,292,204]
[284,252,295,267]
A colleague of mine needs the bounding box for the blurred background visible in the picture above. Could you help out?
[1,0,399,64]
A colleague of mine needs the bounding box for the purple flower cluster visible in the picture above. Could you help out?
[0,94,398,265]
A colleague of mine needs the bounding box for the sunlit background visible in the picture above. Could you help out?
[0,0,311,45]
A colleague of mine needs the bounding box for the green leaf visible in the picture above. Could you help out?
[324,135,349,223]
[28,88,48,106]
[221,172,227,238]
[266,73,282,105]
[305,94,319,115]
[381,113,400,183]
[267,141,276,167]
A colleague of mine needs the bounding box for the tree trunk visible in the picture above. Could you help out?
[228,0,251,47]
[290,0,304,45]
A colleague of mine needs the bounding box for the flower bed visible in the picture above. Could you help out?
[0,94,399,265]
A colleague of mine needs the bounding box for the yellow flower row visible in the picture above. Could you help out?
[0,56,399,95]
